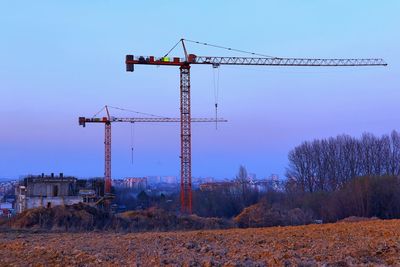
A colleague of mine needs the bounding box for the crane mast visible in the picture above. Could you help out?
[104,122,112,193]
[125,39,387,213]
[180,64,191,212]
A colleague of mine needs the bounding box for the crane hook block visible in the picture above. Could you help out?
[126,55,134,72]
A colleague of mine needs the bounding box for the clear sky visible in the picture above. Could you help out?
[0,1,399,180]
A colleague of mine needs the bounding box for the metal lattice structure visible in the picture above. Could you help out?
[125,55,387,68]
[125,39,387,213]
[104,122,112,193]
[193,56,387,67]
[180,65,192,213]
[79,106,226,196]
[80,117,226,124]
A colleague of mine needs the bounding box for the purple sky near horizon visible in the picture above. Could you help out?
[0,1,399,180]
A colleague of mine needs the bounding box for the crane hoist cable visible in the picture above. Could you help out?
[130,122,135,165]
[212,66,220,130]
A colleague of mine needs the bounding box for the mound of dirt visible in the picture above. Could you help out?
[115,207,234,232]
[1,205,233,232]
[234,202,313,228]
[2,203,112,231]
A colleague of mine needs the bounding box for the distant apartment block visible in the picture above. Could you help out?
[161,176,177,184]
[146,176,162,185]
[113,177,148,191]
[192,177,214,184]
[0,180,18,195]
[124,177,148,190]
[199,181,237,192]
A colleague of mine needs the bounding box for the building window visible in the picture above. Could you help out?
[53,185,58,197]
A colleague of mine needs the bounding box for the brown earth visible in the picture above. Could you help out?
[1,219,400,266]
[1,204,233,232]
[234,201,313,228]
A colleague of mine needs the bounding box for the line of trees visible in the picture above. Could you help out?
[281,175,400,222]
[286,131,400,193]
[113,131,400,226]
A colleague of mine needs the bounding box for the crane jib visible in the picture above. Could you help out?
[79,117,227,124]
[126,55,387,68]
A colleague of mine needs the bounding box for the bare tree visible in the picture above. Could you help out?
[235,165,250,205]
[286,131,400,193]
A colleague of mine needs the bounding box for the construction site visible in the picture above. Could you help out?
[2,37,391,230]
[3,38,385,217]
[1,1,399,265]
[3,36,387,214]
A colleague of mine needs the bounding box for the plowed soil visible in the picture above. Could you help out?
[1,219,400,266]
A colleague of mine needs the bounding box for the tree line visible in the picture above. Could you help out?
[286,131,400,193]
[114,131,400,226]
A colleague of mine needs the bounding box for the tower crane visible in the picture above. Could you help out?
[79,105,227,195]
[125,38,387,213]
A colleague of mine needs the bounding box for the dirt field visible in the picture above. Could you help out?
[1,219,399,266]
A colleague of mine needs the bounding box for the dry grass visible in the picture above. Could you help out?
[1,204,233,232]
[234,201,313,228]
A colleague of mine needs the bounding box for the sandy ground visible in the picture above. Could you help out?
[1,220,400,266]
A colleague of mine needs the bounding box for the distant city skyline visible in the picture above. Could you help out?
[0,172,278,183]
[1,1,399,180]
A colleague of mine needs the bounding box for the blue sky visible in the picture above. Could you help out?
[0,1,399,180]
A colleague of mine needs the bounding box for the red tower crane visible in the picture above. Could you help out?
[125,39,387,213]
[79,105,226,195]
